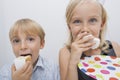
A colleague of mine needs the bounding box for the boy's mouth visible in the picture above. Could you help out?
[20,53,32,57]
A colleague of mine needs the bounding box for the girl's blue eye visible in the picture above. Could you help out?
[73,20,81,24]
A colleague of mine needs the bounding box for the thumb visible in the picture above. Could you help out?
[11,64,16,74]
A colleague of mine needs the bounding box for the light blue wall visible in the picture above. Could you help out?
[105,0,120,43]
[0,0,120,68]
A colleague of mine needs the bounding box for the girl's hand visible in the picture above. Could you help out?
[70,32,95,64]
[11,61,33,80]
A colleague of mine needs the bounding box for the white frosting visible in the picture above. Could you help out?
[83,34,93,39]
[91,38,100,49]
[83,35,100,49]
[14,57,26,70]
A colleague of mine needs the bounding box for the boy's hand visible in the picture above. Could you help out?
[11,61,33,80]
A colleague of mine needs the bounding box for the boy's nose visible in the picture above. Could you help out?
[20,41,28,50]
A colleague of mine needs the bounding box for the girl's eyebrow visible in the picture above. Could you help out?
[89,14,101,18]
[71,16,81,19]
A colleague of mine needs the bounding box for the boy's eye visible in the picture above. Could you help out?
[89,18,97,23]
[27,37,35,41]
[12,39,20,43]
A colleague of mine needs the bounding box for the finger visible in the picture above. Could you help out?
[82,47,91,52]
[78,42,95,48]
[77,35,94,44]
[11,64,16,74]
[75,32,88,42]
[20,61,30,73]
[25,65,33,76]
[23,61,33,75]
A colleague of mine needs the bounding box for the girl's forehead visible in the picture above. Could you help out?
[77,0,100,7]
[73,0,102,15]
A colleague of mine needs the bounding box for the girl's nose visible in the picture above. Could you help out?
[80,24,90,33]
[80,28,90,34]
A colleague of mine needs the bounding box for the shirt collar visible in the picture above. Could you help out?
[33,55,44,71]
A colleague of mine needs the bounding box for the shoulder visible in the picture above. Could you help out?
[0,64,11,74]
[59,46,70,67]
[111,41,120,57]
[39,56,60,80]
[59,46,70,64]
[0,64,12,79]
[40,56,58,68]
[33,56,60,80]
[59,46,70,59]
[39,56,59,74]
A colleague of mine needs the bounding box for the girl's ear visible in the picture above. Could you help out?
[68,24,72,32]
[40,40,45,49]
[68,24,71,29]
[100,21,105,30]
[100,24,103,30]
[101,16,107,30]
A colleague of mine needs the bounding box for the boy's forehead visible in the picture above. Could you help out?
[11,29,37,38]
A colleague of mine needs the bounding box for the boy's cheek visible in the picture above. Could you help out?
[13,52,19,57]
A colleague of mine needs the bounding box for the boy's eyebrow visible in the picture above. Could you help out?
[10,36,18,40]
[12,36,18,38]
[27,34,38,38]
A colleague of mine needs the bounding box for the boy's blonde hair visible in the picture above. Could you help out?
[9,18,45,41]
[66,0,108,52]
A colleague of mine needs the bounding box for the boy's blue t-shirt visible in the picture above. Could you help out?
[0,55,60,80]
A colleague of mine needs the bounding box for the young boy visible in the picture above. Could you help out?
[0,18,60,80]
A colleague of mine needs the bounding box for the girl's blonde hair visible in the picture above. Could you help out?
[66,0,108,52]
[9,18,45,41]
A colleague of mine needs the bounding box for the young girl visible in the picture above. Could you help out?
[0,18,60,80]
[59,0,120,80]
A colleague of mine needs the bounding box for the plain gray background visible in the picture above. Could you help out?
[0,0,120,68]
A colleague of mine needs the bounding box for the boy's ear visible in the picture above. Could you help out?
[40,40,45,49]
